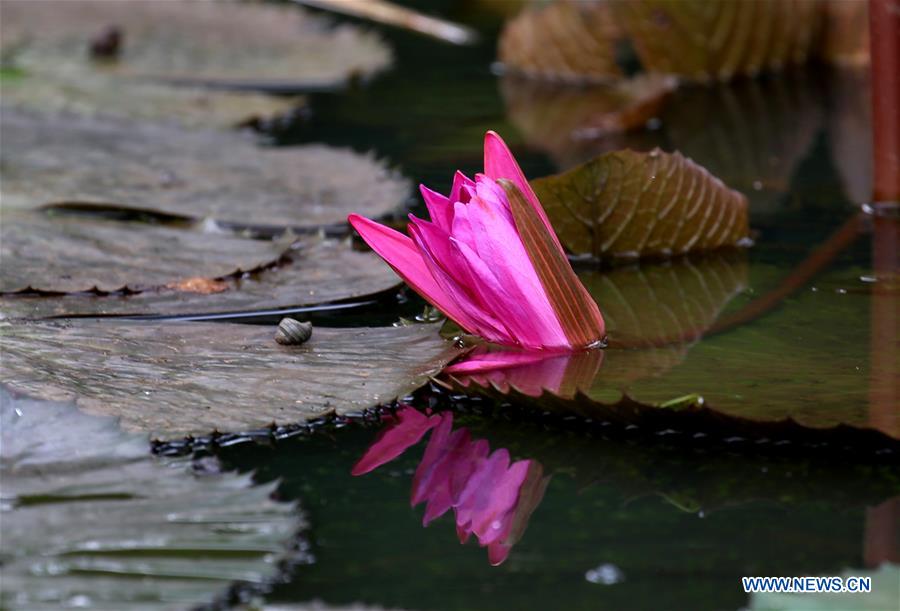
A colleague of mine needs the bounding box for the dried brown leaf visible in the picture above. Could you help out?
[613,0,823,82]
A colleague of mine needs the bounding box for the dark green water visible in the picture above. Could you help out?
[216,2,899,609]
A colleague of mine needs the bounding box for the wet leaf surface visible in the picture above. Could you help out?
[0,210,287,294]
[1,0,391,89]
[0,387,302,610]
[0,236,401,319]
[614,0,822,82]
[1,71,303,129]
[0,322,459,439]
[446,260,898,442]
[0,107,411,227]
[497,0,622,83]
[531,149,750,259]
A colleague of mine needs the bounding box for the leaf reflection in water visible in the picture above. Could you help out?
[352,407,549,566]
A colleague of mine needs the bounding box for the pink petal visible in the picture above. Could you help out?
[351,408,438,476]
[459,186,568,347]
[419,184,454,232]
[348,214,472,329]
[483,131,566,256]
[449,170,476,204]
[408,217,511,344]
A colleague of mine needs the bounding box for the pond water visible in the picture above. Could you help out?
[206,2,899,609]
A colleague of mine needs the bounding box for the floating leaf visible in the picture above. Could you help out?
[0,387,302,609]
[1,0,391,90]
[497,0,623,83]
[1,321,458,438]
[531,148,750,259]
[614,0,823,82]
[0,210,287,294]
[0,236,401,319]
[1,71,303,129]
[448,263,898,442]
[0,108,410,227]
[500,73,677,163]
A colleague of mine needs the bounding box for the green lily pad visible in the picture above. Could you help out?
[1,321,459,439]
[0,107,411,227]
[0,0,391,90]
[0,235,401,319]
[531,148,750,260]
[0,387,302,610]
[0,210,288,294]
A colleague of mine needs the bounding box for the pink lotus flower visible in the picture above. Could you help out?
[348,131,605,351]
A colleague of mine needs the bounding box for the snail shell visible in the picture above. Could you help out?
[275,318,312,345]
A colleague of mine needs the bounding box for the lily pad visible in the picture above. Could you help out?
[531,148,750,259]
[497,0,622,83]
[0,210,287,294]
[0,321,458,438]
[0,236,401,319]
[447,264,898,442]
[0,387,302,610]
[0,107,411,227]
[1,70,303,129]
[0,0,391,89]
[614,0,822,82]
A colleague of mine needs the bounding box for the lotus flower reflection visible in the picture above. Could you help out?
[352,408,548,566]
[349,131,605,351]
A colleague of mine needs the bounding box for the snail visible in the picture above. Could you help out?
[274,318,313,346]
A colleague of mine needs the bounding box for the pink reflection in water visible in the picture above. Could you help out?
[352,408,548,565]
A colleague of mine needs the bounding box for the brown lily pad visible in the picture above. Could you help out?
[0,236,401,319]
[0,321,459,438]
[447,265,897,442]
[0,107,411,227]
[497,0,623,83]
[614,0,822,82]
[0,0,391,89]
[0,71,303,129]
[0,210,287,294]
[531,148,750,260]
